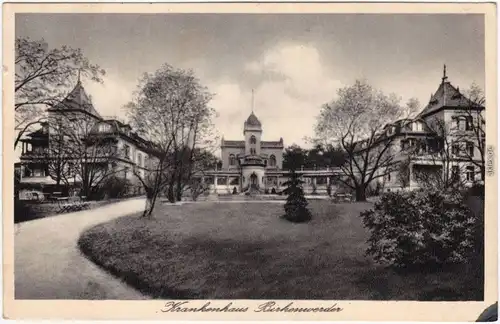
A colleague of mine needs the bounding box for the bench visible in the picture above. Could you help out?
[56,196,91,213]
[332,193,353,202]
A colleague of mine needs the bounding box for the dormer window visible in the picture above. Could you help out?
[99,123,111,133]
[412,121,424,132]
[386,126,395,136]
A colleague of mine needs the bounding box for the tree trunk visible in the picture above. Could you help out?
[167,184,175,203]
[355,186,367,202]
[142,190,158,218]
[176,185,183,202]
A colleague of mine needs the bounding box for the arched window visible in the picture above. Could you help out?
[269,154,276,167]
[250,135,257,144]
[229,154,236,166]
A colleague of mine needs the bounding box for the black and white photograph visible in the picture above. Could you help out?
[4,3,497,322]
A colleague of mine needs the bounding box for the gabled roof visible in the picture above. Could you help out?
[261,140,284,148]
[50,81,101,119]
[418,68,483,118]
[222,140,245,148]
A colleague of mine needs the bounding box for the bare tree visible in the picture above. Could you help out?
[15,37,105,148]
[131,151,167,217]
[396,158,412,189]
[126,64,215,216]
[51,111,124,198]
[315,80,419,201]
[42,116,77,191]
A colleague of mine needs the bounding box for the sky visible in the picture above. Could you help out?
[16,13,485,148]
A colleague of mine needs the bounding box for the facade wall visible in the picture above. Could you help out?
[221,146,245,169]
[374,107,484,192]
[261,147,283,169]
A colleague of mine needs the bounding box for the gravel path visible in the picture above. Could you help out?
[14,197,148,299]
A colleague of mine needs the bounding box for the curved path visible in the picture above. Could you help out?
[14,198,149,299]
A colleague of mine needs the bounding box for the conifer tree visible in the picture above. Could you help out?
[282,168,312,223]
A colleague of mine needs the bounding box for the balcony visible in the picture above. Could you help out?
[20,148,49,158]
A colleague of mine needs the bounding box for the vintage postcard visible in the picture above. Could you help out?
[3,2,497,322]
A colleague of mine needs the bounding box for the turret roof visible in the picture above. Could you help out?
[418,66,483,117]
[244,112,262,128]
[50,80,101,119]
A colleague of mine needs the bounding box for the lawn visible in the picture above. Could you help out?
[78,200,483,300]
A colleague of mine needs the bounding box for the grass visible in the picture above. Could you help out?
[78,200,483,300]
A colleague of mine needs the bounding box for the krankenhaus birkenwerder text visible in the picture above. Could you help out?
[161,301,343,313]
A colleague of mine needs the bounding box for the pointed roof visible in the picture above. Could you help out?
[51,80,101,118]
[244,112,262,128]
[418,66,483,117]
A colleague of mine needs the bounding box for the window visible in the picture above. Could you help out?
[67,162,75,173]
[401,138,416,151]
[451,166,460,182]
[412,122,423,132]
[452,142,461,156]
[465,117,473,131]
[466,142,474,157]
[137,153,142,167]
[428,139,440,152]
[229,154,236,166]
[250,148,256,155]
[250,135,257,144]
[124,167,129,179]
[99,123,111,133]
[269,155,276,167]
[466,166,475,181]
[316,177,327,185]
[124,144,130,159]
[217,177,227,185]
[385,172,391,182]
[418,141,428,154]
[456,116,473,131]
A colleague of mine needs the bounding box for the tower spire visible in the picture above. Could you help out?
[77,68,82,85]
[251,89,255,113]
[442,64,448,83]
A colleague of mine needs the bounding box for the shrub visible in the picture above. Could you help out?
[467,183,485,198]
[282,170,312,223]
[98,176,131,199]
[360,189,477,268]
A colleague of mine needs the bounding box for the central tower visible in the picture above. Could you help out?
[243,112,262,156]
